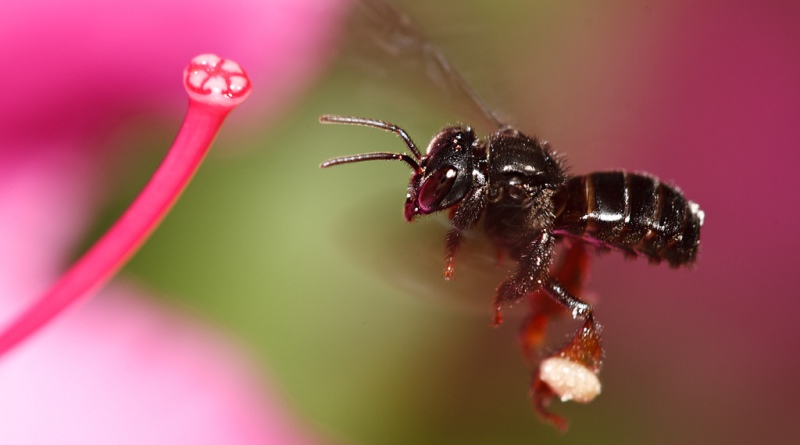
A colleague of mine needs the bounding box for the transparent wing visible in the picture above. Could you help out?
[330,193,513,314]
[342,0,504,130]
[326,1,512,312]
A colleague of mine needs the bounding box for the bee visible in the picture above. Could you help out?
[320,115,704,312]
[320,0,704,430]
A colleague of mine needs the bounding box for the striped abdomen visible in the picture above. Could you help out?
[554,172,704,266]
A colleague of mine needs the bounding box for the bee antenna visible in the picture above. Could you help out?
[320,152,421,172]
[319,115,422,159]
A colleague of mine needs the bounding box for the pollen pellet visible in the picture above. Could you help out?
[539,357,601,403]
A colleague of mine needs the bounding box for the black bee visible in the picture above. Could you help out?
[320,115,704,321]
[320,0,704,429]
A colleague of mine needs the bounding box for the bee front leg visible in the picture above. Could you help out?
[443,230,462,280]
[443,184,486,280]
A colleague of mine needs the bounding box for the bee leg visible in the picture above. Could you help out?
[542,277,592,320]
[493,232,556,325]
[531,315,603,431]
[443,230,462,280]
[520,241,590,359]
[528,247,603,429]
[443,184,486,280]
[553,240,591,298]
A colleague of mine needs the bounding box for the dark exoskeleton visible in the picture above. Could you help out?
[321,116,704,322]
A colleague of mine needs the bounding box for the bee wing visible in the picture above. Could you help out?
[342,0,504,131]
[331,195,511,314]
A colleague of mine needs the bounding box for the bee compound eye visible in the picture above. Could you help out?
[418,166,458,213]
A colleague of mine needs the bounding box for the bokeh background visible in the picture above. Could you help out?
[13,0,800,444]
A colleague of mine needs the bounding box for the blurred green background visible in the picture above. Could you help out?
[85,1,800,444]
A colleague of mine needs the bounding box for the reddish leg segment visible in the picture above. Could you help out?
[519,240,591,358]
[517,241,605,430]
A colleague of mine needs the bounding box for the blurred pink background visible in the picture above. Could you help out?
[0,0,798,444]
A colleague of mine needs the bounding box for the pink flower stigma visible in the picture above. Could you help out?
[184,54,252,106]
[0,55,252,357]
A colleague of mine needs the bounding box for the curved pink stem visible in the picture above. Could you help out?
[0,54,252,357]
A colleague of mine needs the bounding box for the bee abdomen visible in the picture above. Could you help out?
[554,172,703,266]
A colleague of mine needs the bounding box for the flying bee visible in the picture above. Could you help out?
[320,115,704,314]
[321,0,704,430]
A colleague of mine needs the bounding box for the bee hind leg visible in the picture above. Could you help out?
[520,241,591,359]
